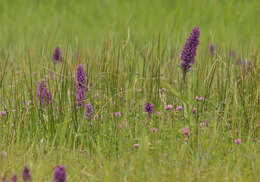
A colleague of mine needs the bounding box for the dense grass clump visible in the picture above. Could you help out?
[0,0,260,181]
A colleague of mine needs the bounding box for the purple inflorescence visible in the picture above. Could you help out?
[52,46,62,63]
[53,165,67,182]
[10,175,17,182]
[76,65,86,88]
[23,166,31,182]
[180,27,200,82]
[76,65,86,107]
[76,89,86,107]
[85,103,94,120]
[145,102,153,117]
[36,80,52,106]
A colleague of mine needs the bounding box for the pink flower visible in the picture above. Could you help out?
[195,96,204,101]
[199,97,204,101]
[165,104,173,110]
[151,128,158,133]
[235,138,241,144]
[0,110,7,116]
[160,88,167,92]
[182,127,190,135]
[192,107,197,114]
[118,123,122,129]
[156,111,161,116]
[176,106,183,111]
[200,120,209,127]
[133,144,140,148]
[200,122,204,127]
[1,151,7,157]
[27,100,32,105]
[96,114,103,122]
[113,112,121,117]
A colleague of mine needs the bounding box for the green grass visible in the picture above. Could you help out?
[0,0,260,181]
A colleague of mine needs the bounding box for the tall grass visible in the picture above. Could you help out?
[0,0,260,181]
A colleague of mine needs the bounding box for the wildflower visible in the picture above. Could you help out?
[192,107,197,114]
[200,120,209,127]
[118,123,122,129]
[160,88,167,92]
[76,65,86,107]
[53,165,67,182]
[180,27,200,82]
[85,103,94,120]
[0,110,7,116]
[221,101,225,106]
[156,111,161,116]
[36,81,52,106]
[133,144,140,149]
[236,59,254,73]
[176,106,183,111]
[76,89,86,107]
[1,151,7,157]
[209,44,215,56]
[246,61,254,69]
[230,49,236,58]
[76,65,86,89]
[235,138,241,144]
[113,112,121,117]
[151,128,158,133]
[27,100,31,105]
[145,102,153,117]
[97,114,103,122]
[23,166,31,182]
[10,175,17,182]
[182,127,190,135]
[52,46,62,63]
[165,104,173,111]
[195,96,204,101]
[200,122,205,127]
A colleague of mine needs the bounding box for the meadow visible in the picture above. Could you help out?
[0,0,260,181]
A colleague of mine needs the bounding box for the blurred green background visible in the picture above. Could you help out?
[0,0,259,50]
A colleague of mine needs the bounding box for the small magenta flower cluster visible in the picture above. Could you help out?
[1,165,67,182]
